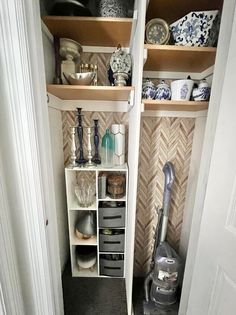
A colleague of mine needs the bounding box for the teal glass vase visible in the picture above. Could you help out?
[101,129,114,167]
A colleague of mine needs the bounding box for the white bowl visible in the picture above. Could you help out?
[64,72,96,85]
[76,252,97,269]
[171,79,194,101]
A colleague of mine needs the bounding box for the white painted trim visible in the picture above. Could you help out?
[130,9,138,51]
[0,0,63,314]
[143,70,202,80]
[125,0,146,314]
[179,1,236,313]
[142,109,208,118]
[41,20,53,42]
[47,93,63,111]
[143,66,214,80]
[199,66,214,80]
[47,93,129,112]
[143,48,148,66]
[82,46,117,53]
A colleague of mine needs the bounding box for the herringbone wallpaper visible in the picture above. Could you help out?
[62,112,195,276]
[134,117,195,276]
[62,111,129,166]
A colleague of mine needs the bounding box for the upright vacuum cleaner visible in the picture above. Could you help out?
[143,162,182,314]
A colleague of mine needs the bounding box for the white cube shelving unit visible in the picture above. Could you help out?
[65,163,128,278]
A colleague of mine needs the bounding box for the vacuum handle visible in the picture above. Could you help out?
[163,187,172,216]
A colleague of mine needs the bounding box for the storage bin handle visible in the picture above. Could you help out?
[103,215,122,220]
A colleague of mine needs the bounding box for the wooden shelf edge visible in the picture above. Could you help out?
[144,44,217,53]
[143,100,209,112]
[47,85,134,101]
[43,16,133,23]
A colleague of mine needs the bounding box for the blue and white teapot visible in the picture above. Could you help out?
[192,79,211,101]
[154,80,171,100]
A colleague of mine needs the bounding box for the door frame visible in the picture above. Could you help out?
[0,0,63,314]
[1,0,236,314]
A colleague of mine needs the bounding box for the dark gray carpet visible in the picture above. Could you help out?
[62,263,127,315]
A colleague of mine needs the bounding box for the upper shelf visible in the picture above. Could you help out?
[47,85,134,101]
[143,100,209,112]
[144,44,216,73]
[146,0,223,24]
[42,16,133,47]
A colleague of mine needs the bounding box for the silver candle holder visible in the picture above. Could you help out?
[70,126,78,167]
[86,127,95,167]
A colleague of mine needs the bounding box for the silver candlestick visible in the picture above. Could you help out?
[70,127,78,167]
[86,127,94,167]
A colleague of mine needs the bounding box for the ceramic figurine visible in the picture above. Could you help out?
[142,79,156,99]
[154,80,171,100]
[192,79,211,101]
[170,10,220,47]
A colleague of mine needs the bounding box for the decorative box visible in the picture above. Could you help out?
[100,254,124,277]
[99,231,125,252]
[170,10,220,47]
[98,205,126,228]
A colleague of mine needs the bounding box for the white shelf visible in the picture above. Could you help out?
[72,265,98,277]
[66,163,128,172]
[70,234,97,246]
[68,201,97,211]
[98,196,126,202]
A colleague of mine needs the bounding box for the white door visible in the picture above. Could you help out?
[186,5,236,315]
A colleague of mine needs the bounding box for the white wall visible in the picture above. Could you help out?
[48,107,69,272]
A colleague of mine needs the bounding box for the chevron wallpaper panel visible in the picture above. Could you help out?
[62,111,129,166]
[134,117,195,276]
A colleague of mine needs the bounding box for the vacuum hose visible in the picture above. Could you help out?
[160,162,175,242]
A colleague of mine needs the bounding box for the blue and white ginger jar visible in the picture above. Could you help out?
[192,79,210,101]
[154,80,171,100]
[142,80,156,99]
